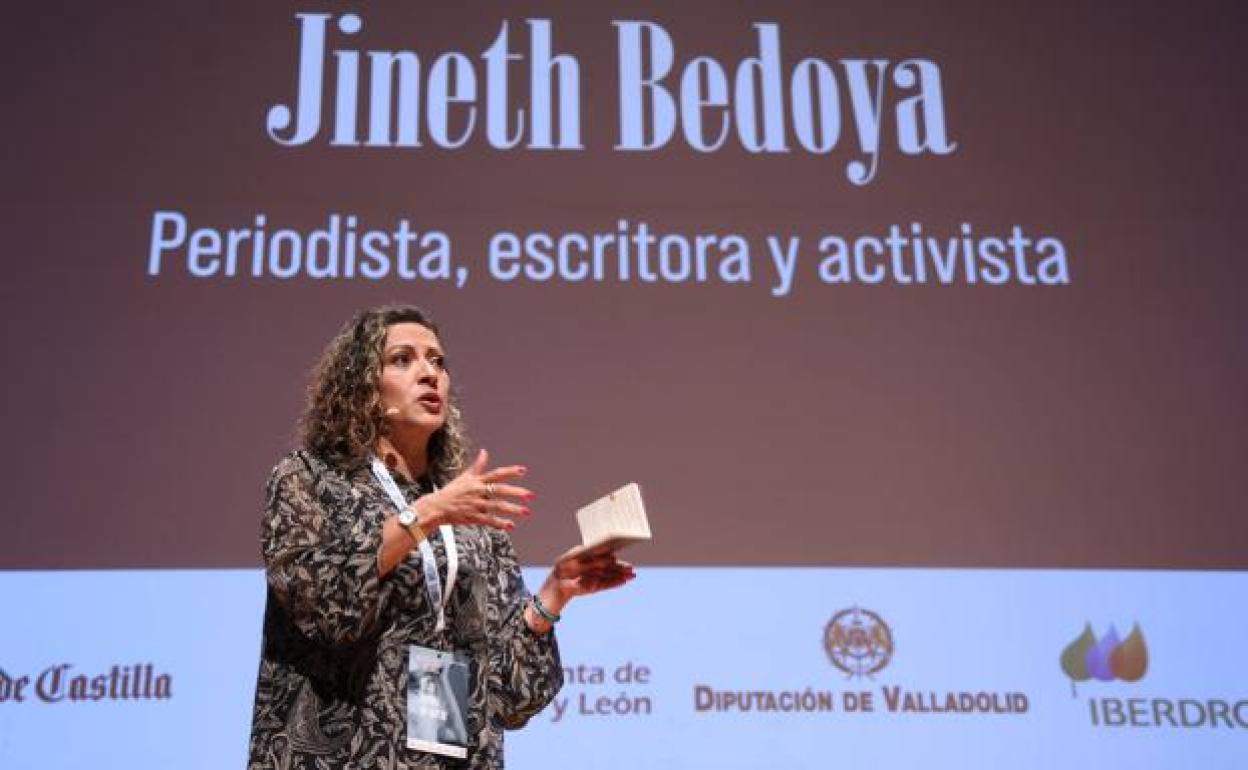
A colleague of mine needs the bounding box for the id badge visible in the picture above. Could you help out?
[407,645,471,759]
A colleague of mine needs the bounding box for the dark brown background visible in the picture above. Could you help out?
[3,1,1245,569]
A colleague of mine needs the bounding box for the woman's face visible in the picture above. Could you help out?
[378,322,450,441]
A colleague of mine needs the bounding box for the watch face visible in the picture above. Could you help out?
[399,508,416,527]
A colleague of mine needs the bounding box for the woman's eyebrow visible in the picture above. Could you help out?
[384,343,443,355]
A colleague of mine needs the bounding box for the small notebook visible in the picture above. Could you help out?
[563,483,651,560]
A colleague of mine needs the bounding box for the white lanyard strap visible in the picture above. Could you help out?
[369,455,458,632]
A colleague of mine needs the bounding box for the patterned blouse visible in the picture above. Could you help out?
[248,450,563,769]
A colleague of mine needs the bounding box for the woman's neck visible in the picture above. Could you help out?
[375,433,428,482]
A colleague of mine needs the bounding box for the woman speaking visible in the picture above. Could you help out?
[247,304,634,769]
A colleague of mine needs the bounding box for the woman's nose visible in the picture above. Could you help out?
[415,358,439,381]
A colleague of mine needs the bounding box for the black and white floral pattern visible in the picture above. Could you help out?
[248,451,562,769]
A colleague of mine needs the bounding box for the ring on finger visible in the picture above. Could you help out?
[485,482,496,499]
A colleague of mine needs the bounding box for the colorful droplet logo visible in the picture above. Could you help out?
[1059,623,1096,686]
[1111,624,1149,682]
[1086,625,1121,682]
[1059,622,1148,695]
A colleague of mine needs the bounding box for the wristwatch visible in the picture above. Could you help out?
[398,504,427,544]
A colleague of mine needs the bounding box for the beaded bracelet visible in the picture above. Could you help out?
[530,594,561,624]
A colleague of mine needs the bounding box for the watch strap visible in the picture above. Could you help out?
[400,504,428,545]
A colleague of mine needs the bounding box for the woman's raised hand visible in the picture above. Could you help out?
[417,449,534,531]
[549,550,636,599]
[523,548,636,633]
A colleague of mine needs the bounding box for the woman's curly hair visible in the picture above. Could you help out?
[301,304,468,482]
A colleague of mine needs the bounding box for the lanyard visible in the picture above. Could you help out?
[369,455,459,633]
